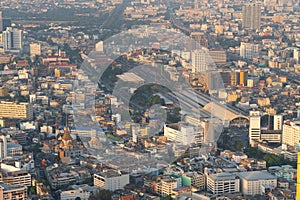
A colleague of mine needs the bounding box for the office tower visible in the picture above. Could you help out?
[249,111,261,142]
[30,43,41,58]
[240,42,259,59]
[0,135,7,159]
[282,120,300,147]
[242,3,261,30]
[2,27,22,52]
[0,102,33,120]
[273,115,283,130]
[192,49,211,73]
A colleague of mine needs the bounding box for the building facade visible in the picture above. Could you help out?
[0,102,33,120]
[242,3,261,30]
[206,173,240,195]
[238,171,277,196]
[94,170,129,191]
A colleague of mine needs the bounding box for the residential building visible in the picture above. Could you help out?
[242,3,261,30]
[240,42,259,59]
[182,172,205,190]
[238,171,277,196]
[0,102,33,120]
[282,120,300,147]
[29,43,41,58]
[60,188,91,200]
[0,163,31,187]
[206,173,240,195]
[0,182,27,200]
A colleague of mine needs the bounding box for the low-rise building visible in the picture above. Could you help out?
[238,171,277,196]
[94,169,129,191]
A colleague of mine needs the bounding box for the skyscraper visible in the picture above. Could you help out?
[2,27,22,52]
[242,3,261,30]
[249,111,261,142]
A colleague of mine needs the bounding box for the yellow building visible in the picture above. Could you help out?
[0,86,8,97]
[0,102,33,119]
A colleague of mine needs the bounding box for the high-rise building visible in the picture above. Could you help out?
[0,102,33,120]
[30,43,41,58]
[0,12,3,32]
[282,120,300,147]
[192,49,210,73]
[249,111,261,142]
[242,3,261,30]
[273,115,283,131]
[2,27,22,52]
[240,42,259,59]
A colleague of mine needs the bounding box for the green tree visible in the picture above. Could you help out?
[263,154,281,167]
[96,189,112,200]
[160,196,172,200]
[75,197,81,200]
[234,140,243,151]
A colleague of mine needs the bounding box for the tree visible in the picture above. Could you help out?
[263,154,282,167]
[75,197,81,200]
[234,140,243,151]
[160,196,172,200]
[95,189,112,200]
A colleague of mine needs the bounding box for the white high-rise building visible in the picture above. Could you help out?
[294,49,299,64]
[240,42,259,59]
[191,49,210,73]
[242,3,261,30]
[249,111,261,142]
[2,27,22,52]
[282,121,300,147]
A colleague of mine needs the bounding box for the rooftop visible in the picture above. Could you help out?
[238,171,276,181]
